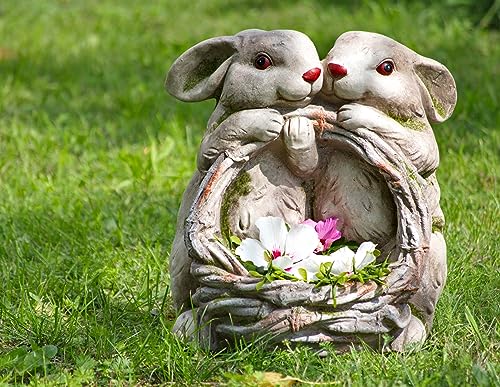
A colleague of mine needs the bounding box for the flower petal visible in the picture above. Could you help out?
[323,237,339,250]
[329,246,355,275]
[235,238,268,268]
[301,219,317,228]
[272,255,293,271]
[295,254,333,280]
[255,216,287,253]
[316,217,341,241]
[285,224,320,261]
[294,255,318,273]
[354,241,377,270]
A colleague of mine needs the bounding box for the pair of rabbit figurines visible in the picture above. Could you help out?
[165,29,456,351]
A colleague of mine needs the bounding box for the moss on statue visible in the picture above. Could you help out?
[183,55,231,92]
[408,304,427,330]
[220,171,252,241]
[403,161,419,184]
[431,96,447,119]
[431,216,445,233]
[389,113,427,132]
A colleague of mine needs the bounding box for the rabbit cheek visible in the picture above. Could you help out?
[221,68,276,109]
[276,72,317,103]
[368,75,424,119]
[277,84,309,102]
[332,78,366,101]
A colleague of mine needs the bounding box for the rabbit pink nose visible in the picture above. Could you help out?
[328,63,348,78]
[302,67,321,83]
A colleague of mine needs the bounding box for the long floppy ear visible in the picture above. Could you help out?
[415,56,457,123]
[165,36,238,102]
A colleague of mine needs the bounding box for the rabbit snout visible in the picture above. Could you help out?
[275,67,323,106]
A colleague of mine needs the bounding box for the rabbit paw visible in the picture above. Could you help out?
[283,116,315,151]
[337,103,387,131]
[283,116,318,176]
[241,109,285,142]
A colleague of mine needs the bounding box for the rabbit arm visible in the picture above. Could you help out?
[282,116,319,177]
[197,108,284,172]
[337,104,440,176]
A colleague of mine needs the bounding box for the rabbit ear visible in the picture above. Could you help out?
[166,36,238,102]
[415,56,457,123]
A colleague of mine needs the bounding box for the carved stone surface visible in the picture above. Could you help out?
[166,30,456,351]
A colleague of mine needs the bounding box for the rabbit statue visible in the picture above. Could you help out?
[166,29,323,311]
[311,31,457,345]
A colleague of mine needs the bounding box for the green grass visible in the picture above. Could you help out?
[0,0,498,385]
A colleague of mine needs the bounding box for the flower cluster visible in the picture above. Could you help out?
[234,216,388,287]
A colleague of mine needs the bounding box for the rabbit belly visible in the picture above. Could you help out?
[314,151,397,247]
[225,149,310,240]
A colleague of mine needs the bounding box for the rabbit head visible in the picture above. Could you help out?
[320,31,457,123]
[166,29,323,122]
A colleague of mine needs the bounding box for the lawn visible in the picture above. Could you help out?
[0,0,498,385]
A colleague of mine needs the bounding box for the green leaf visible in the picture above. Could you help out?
[323,238,360,255]
[331,285,337,308]
[255,279,265,291]
[42,345,58,359]
[248,270,262,278]
[230,235,241,246]
[319,262,333,276]
[297,268,308,281]
[18,345,58,373]
[0,347,28,370]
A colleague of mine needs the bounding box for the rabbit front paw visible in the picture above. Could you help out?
[283,116,316,151]
[239,109,285,142]
[337,103,387,131]
[283,116,318,177]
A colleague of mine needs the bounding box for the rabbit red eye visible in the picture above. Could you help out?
[376,60,394,75]
[254,54,272,70]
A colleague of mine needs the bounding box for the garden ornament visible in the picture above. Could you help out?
[165,29,456,352]
[166,29,324,311]
[313,31,456,340]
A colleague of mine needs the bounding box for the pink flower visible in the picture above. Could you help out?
[302,217,341,252]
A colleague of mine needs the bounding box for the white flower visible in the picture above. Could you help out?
[295,241,378,281]
[353,241,378,271]
[235,216,319,274]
